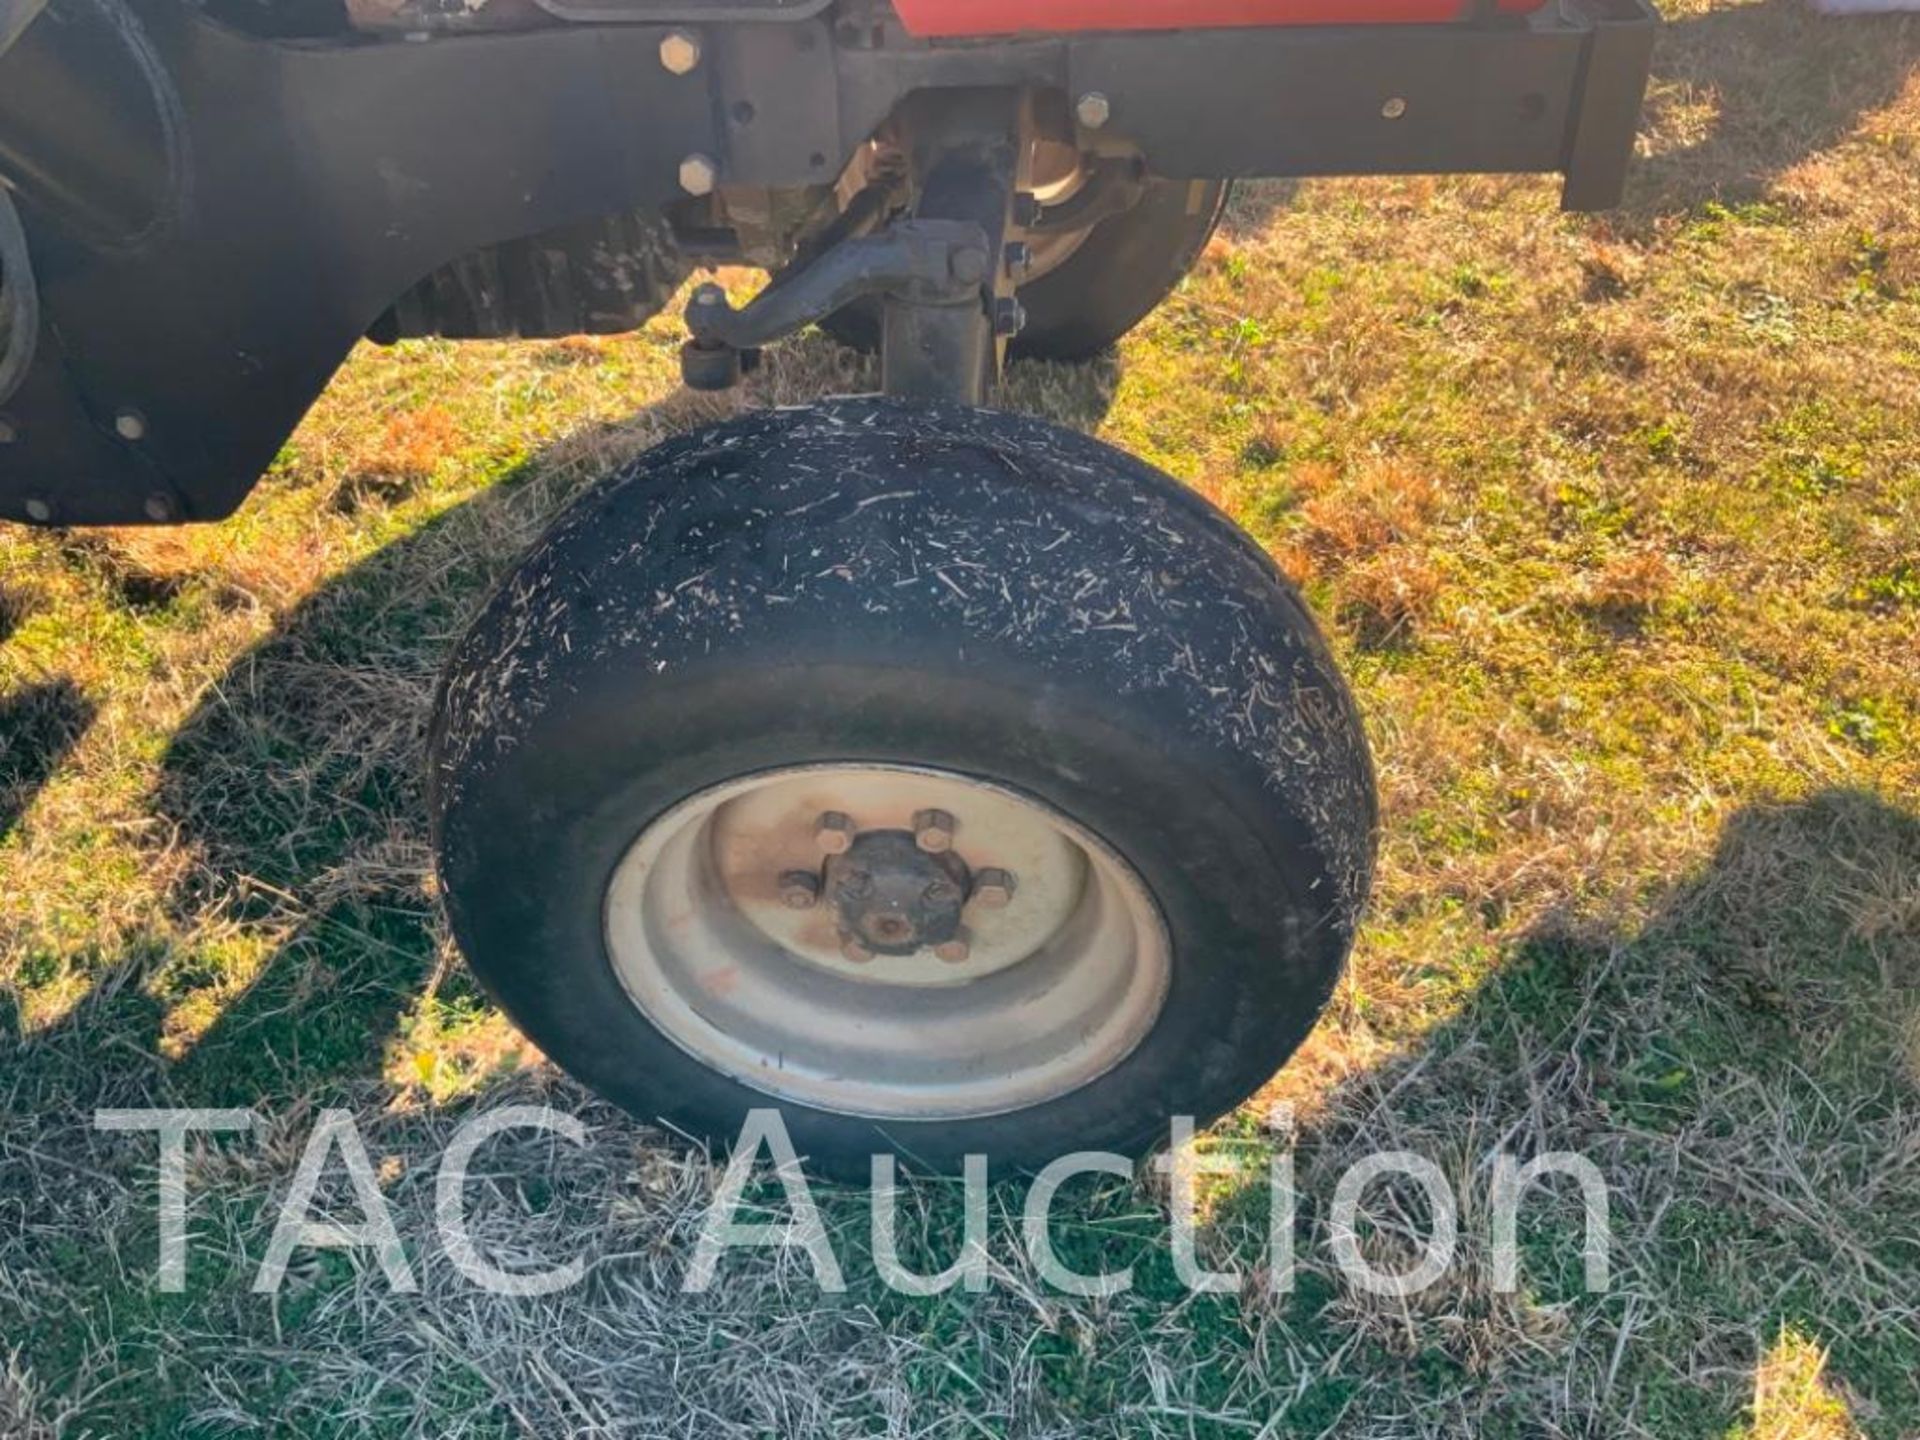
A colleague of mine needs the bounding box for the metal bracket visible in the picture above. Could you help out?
[877,89,1021,407]
[680,218,993,390]
[1026,156,1147,236]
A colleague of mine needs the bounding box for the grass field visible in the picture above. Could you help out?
[3,0,1919,1434]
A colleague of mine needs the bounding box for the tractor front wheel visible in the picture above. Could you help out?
[430,399,1373,1172]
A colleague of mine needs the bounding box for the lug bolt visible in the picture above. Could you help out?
[779,870,822,910]
[935,937,972,965]
[114,409,148,442]
[913,809,956,854]
[971,868,1018,909]
[659,29,702,75]
[815,811,857,854]
[1076,91,1112,130]
[842,937,876,964]
[679,153,720,197]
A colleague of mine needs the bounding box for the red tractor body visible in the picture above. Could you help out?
[895,0,1545,35]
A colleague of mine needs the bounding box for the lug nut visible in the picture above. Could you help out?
[842,937,876,964]
[815,811,857,854]
[1076,91,1112,130]
[679,153,719,197]
[935,937,972,965]
[659,29,702,75]
[913,809,956,854]
[114,409,148,442]
[779,870,821,910]
[971,868,1018,909]
[1381,96,1408,120]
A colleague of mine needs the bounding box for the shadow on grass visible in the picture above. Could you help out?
[0,581,96,849]
[0,678,94,850]
[1217,179,1301,242]
[1627,0,1920,221]
[924,787,1918,1435]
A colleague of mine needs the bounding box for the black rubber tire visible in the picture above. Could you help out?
[430,399,1374,1174]
[821,179,1230,363]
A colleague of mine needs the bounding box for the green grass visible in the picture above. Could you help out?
[3,0,1919,1434]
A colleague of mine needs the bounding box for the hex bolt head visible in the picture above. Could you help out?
[1076,91,1112,130]
[693,282,726,307]
[815,811,858,854]
[934,937,972,965]
[659,29,702,75]
[913,809,956,854]
[679,153,720,197]
[1381,97,1408,120]
[114,409,148,442]
[1003,241,1033,278]
[779,870,822,910]
[971,868,1018,910]
[24,498,52,523]
[993,298,1027,337]
[842,937,876,964]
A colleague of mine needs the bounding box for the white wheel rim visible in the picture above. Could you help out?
[603,765,1171,1121]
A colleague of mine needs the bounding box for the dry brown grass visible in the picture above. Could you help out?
[1332,547,1445,641]
[1575,545,1677,619]
[1293,461,1441,567]
[334,405,465,510]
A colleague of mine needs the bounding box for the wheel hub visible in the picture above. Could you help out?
[601,764,1172,1120]
[825,830,970,958]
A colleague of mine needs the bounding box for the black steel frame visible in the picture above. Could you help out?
[0,0,1656,526]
